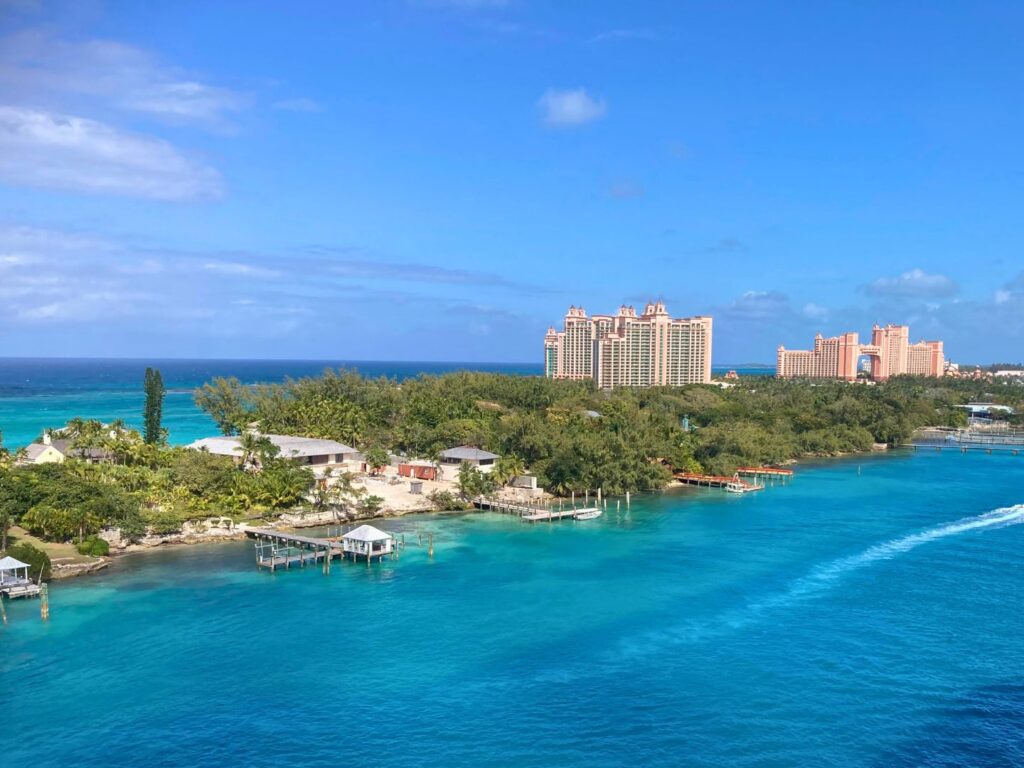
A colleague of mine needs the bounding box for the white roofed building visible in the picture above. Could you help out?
[341,524,394,562]
[438,445,500,481]
[187,434,360,474]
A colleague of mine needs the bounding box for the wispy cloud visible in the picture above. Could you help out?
[202,260,281,278]
[538,88,607,127]
[588,28,656,44]
[0,30,249,128]
[863,268,958,299]
[0,106,223,200]
[726,290,791,321]
[302,247,548,291]
[272,97,323,113]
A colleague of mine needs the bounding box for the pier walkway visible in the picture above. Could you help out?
[242,526,343,571]
[473,497,603,522]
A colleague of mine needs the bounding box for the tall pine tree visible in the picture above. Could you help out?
[143,367,166,445]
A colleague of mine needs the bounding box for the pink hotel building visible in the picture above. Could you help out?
[544,302,713,389]
[777,324,944,381]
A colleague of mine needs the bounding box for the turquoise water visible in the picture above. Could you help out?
[3,449,1024,766]
[0,358,770,448]
[0,358,544,448]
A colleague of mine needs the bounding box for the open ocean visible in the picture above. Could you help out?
[3,448,1024,767]
[0,358,772,448]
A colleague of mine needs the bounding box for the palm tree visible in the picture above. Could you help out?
[493,454,526,487]
[237,432,278,473]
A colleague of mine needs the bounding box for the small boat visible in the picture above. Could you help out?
[724,480,761,494]
[574,509,603,520]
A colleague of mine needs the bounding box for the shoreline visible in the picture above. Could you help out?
[42,445,912,581]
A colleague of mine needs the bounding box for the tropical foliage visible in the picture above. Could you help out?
[194,369,1003,491]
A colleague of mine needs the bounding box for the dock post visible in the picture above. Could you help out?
[626,491,631,509]
[585,490,589,505]
[428,532,434,558]
[40,583,49,621]
[571,491,575,508]
[0,594,7,625]
[597,487,602,502]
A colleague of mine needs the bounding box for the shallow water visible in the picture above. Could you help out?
[3,449,1023,767]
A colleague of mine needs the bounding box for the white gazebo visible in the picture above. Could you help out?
[341,525,394,563]
[0,555,41,598]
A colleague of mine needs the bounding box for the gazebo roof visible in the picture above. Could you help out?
[342,525,392,542]
[0,556,30,571]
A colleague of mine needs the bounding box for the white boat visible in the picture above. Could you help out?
[724,480,761,494]
[574,509,603,520]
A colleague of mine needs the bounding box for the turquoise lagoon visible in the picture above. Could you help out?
[3,448,1024,767]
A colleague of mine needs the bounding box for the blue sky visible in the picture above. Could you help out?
[0,0,1022,364]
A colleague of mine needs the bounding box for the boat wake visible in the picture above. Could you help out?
[612,503,1024,660]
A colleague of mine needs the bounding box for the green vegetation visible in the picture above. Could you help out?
[0,422,316,550]
[0,370,1015,564]
[76,535,110,557]
[194,369,1014,493]
[143,367,166,445]
[5,541,50,581]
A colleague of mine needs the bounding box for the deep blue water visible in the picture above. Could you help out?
[0,358,542,448]
[3,449,1024,767]
[0,358,770,448]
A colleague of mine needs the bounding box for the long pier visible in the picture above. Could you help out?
[910,427,1024,454]
[473,497,602,522]
[243,527,344,571]
[736,466,794,478]
[675,472,760,490]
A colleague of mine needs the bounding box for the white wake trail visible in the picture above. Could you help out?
[614,503,1024,659]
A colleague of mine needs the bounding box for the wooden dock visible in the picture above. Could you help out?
[473,497,603,522]
[675,472,758,490]
[243,527,343,571]
[522,507,600,522]
[0,583,42,599]
[736,466,794,478]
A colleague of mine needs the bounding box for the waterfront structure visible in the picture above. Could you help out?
[776,324,944,381]
[544,301,713,389]
[188,434,360,471]
[341,525,394,562]
[0,555,40,599]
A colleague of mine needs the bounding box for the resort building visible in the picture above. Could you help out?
[544,302,713,389]
[777,325,945,381]
[187,434,360,472]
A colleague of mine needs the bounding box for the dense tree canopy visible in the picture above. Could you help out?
[195,369,1008,492]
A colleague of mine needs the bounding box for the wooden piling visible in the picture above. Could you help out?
[40,583,49,621]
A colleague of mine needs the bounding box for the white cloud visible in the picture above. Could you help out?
[863,268,958,298]
[803,302,829,320]
[202,260,281,278]
[538,88,607,127]
[0,30,249,128]
[0,106,223,200]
